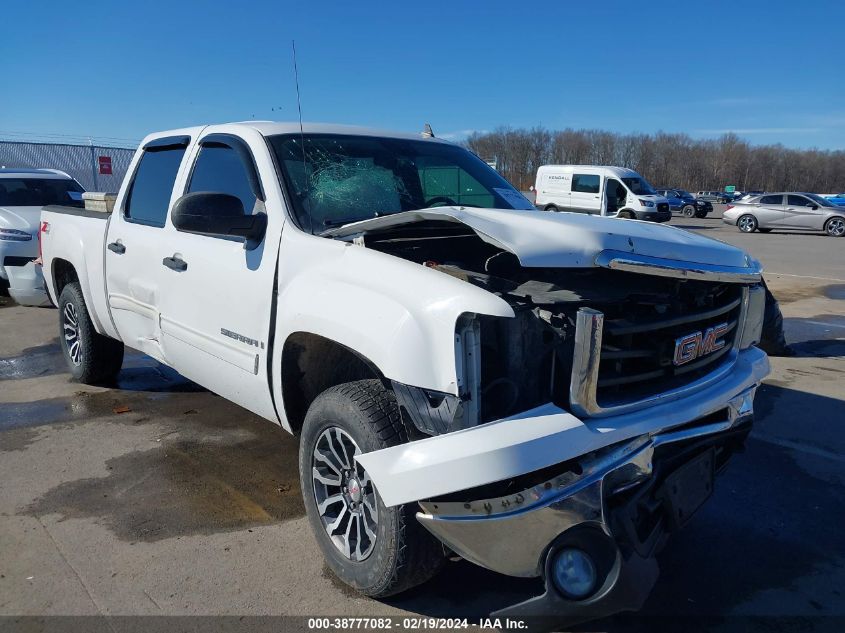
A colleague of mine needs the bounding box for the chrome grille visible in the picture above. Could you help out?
[597,288,742,403]
[569,281,747,418]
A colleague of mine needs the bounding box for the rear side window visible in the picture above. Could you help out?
[124,146,187,227]
[572,174,600,194]
[760,194,783,205]
[187,143,258,213]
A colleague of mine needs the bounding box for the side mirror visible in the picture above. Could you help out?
[171,192,267,245]
[810,204,818,210]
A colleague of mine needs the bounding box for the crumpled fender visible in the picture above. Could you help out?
[272,229,513,405]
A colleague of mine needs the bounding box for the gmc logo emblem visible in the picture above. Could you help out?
[673,322,729,366]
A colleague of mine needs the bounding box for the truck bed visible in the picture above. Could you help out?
[41,204,115,339]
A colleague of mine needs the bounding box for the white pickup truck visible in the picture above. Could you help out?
[40,122,769,625]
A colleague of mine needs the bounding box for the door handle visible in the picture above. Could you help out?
[107,241,126,254]
[162,256,188,272]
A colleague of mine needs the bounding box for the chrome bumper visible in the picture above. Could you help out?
[417,386,756,578]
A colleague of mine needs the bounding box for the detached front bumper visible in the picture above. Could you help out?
[356,347,768,625]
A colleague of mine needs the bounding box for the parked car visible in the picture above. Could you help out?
[40,122,769,627]
[535,165,671,222]
[655,188,713,217]
[696,190,732,204]
[735,191,764,202]
[0,168,84,305]
[823,193,845,207]
[723,192,845,236]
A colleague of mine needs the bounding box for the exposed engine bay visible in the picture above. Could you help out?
[349,220,747,432]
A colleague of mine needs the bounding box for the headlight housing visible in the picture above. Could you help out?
[638,199,655,207]
[739,284,766,349]
[0,228,32,242]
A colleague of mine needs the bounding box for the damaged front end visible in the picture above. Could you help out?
[348,216,769,625]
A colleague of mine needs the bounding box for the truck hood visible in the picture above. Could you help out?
[323,206,752,269]
[0,206,42,232]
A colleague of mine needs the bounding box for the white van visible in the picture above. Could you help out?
[534,165,671,222]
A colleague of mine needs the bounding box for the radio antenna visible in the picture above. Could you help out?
[292,40,313,233]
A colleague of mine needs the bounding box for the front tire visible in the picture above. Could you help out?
[58,282,124,384]
[544,204,559,212]
[299,379,444,598]
[825,216,845,237]
[682,204,696,218]
[737,214,758,233]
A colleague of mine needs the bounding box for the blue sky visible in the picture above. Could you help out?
[2,0,843,149]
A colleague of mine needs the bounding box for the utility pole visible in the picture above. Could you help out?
[89,138,99,191]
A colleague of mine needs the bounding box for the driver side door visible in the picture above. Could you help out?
[156,131,283,421]
[781,194,823,229]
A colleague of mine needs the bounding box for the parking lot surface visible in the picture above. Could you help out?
[1,208,844,629]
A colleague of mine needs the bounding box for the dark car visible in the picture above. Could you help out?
[696,190,732,204]
[656,188,713,218]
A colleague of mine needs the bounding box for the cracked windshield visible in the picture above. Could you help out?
[269,133,534,232]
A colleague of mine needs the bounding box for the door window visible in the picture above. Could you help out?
[571,174,600,194]
[787,195,813,207]
[760,194,784,205]
[124,146,187,227]
[606,179,626,211]
[187,143,258,213]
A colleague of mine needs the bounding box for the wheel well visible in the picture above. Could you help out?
[281,332,384,434]
[52,259,78,297]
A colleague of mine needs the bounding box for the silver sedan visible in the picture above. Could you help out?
[722,192,845,236]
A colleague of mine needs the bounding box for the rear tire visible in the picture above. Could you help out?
[58,282,124,384]
[825,216,845,237]
[299,379,444,598]
[737,214,758,233]
[682,205,696,218]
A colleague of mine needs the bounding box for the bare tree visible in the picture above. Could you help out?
[466,126,845,193]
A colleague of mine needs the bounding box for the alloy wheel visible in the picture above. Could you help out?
[738,216,756,232]
[826,218,845,237]
[311,427,378,561]
[63,302,82,366]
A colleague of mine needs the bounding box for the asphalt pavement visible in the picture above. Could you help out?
[1,211,843,631]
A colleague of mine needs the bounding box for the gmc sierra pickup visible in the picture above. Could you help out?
[40,122,769,625]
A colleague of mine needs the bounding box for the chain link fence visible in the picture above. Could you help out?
[0,140,136,192]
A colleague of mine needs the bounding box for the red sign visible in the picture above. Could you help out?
[98,156,112,175]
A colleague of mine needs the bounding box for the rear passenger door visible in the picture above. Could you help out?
[105,136,191,361]
[570,173,602,214]
[755,194,786,227]
[156,131,283,422]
